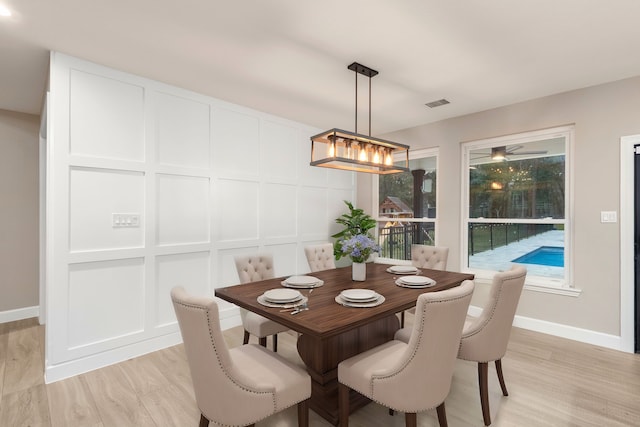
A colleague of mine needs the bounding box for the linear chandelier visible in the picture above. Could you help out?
[310,62,409,174]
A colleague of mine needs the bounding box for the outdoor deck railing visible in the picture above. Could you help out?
[377,223,435,260]
[377,222,556,259]
[468,222,555,255]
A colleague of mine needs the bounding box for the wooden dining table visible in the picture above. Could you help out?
[215,262,474,425]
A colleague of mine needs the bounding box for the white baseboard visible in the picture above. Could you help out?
[220,309,242,331]
[45,306,241,384]
[0,306,39,324]
[468,305,625,352]
[45,332,183,384]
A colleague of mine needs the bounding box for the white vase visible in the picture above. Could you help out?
[352,262,366,281]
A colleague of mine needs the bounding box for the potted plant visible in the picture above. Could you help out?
[332,201,380,280]
[332,201,377,260]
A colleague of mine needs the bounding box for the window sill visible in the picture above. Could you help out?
[523,282,581,297]
[469,270,581,297]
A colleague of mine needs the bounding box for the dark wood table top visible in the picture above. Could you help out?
[215,263,474,339]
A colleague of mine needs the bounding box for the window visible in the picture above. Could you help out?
[461,126,573,289]
[374,148,438,261]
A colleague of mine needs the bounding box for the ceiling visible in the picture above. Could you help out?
[2,1,640,135]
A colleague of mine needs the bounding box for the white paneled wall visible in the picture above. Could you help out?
[45,53,354,382]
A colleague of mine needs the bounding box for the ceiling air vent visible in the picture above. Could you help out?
[425,99,450,108]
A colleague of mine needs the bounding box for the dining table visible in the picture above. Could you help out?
[215,262,474,425]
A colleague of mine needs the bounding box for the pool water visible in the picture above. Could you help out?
[512,246,564,267]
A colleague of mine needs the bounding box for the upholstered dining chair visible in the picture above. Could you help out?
[338,281,475,427]
[411,244,449,270]
[457,265,527,426]
[399,244,450,327]
[171,287,311,427]
[304,243,336,272]
[234,253,289,352]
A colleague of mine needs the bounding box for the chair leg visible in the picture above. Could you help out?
[243,330,250,345]
[273,334,278,352]
[478,362,491,426]
[495,359,508,396]
[405,412,417,427]
[436,402,448,427]
[339,382,350,426]
[259,336,267,347]
[199,413,209,427]
[297,398,309,427]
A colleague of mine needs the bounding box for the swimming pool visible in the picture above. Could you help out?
[512,246,564,267]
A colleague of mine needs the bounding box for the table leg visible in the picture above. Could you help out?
[297,315,399,425]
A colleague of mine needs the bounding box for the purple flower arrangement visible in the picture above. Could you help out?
[339,234,381,263]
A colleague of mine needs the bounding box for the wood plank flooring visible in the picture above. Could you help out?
[1,316,639,426]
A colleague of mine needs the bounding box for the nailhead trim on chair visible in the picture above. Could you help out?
[340,292,471,413]
[173,299,277,425]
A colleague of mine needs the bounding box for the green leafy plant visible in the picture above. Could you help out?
[332,201,377,260]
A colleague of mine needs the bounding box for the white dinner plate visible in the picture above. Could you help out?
[340,289,377,301]
[395,278,436,289]
[281,275,324,288]
[257,295,308,308]
[285,275,320,286]
[387,265,418,274]
[399,276,434,286]
[335,294,385,308]
[263,288,302,303]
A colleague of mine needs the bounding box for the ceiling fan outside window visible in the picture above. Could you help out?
[472,144,548,162]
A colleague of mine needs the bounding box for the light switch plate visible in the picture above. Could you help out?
[113,213,141,228]
[600,211,617,223]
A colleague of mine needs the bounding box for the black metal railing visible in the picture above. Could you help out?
[377,223,435,260]
[468,222,556,255]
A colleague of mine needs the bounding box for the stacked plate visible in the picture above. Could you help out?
[335,289,385,308]
[395,275,436,288]
[386,265,419,275]
[257,288,308,308]
[281,275,324,289]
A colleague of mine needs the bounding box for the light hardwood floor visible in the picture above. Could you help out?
[1,316,639,426]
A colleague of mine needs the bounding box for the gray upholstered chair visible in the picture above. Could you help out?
[304,243,336,272]
[171,287,311,427]
[338,281,475,427]
[400,244,450,327]
[411,244,449,270]
[457,265,527,426]
[234,254,289,352]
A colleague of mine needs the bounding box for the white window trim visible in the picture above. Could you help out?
[460,125,578,296]
[372,147,440,255]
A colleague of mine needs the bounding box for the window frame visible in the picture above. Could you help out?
[373,147,440,262]
[460,125,577,294]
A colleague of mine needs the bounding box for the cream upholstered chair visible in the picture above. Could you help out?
[338,281,475,427]
[234,254,289,352]
[411,244,449,270]
[400,244,450,327]
[171,287,311,427]
[457,265,527,426]
[304,243,336,272]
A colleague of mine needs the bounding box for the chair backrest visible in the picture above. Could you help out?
[373,280,474,411]
[411,244,449,270]
[304,243,336,272]
[458,265,527,362]
[170,287,276,425]
[234,253,275,284]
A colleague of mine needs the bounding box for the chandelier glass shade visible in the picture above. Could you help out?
[310,128,409,174]
[310,62,410,174]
